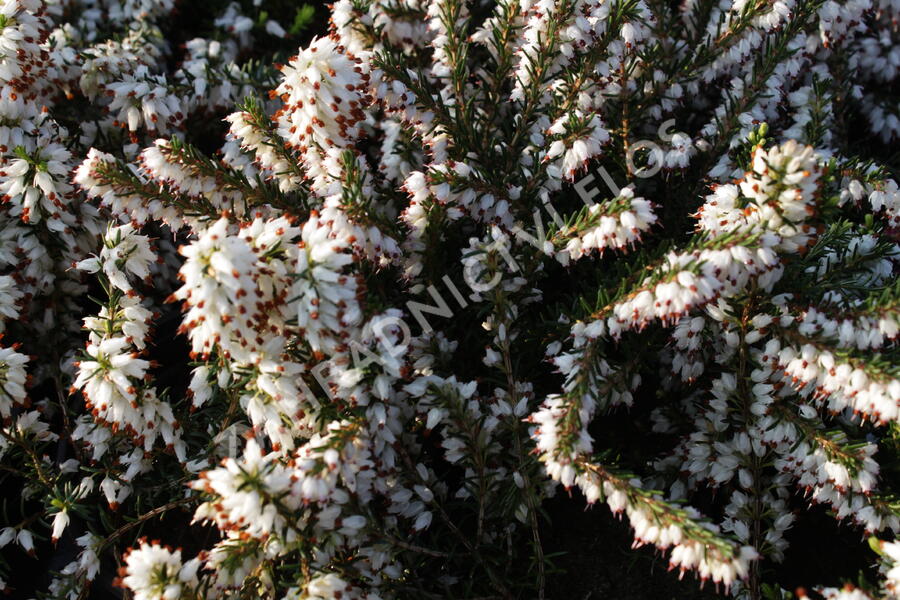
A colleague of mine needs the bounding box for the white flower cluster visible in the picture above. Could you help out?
[531,137,899,593]
[0,337,27,419]
[73,224,184,461]
[2,0,900,599]
[191,427,410,596]
[172,216,299,362]
[576,468,760,587]
[584,141,822,336]
[762,335,900,424]
[119,539,200,600]
[882,540,900,598]
[557,186,657,263]
[263,35,371,195]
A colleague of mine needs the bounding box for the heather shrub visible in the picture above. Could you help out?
[0,0,899,599]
